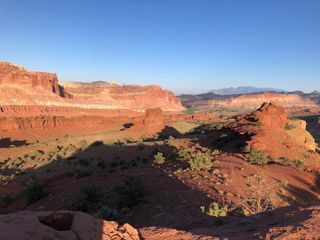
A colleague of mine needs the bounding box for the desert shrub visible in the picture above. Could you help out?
[237,175,277,215]
[212,149,220,155]
[280,157,291,166]
[256,120,262,126]
[153,152,166,165]
[246,149,269,165]
[96,206,119,221]
[185,108,196,115]
[24,180,47,204]
[79,159,90,166]
[109,161,119,168]
[293,159,304,168]
[284,123,295,131]
[120,163,130,170]
[97,160,106,169]
[177,148,189,158]
[164,136,175,147]
[73,167,92,178]
[53,145,63,153]
[188,152,213,171]
[0,194,14,208]
[79,139,88,148]
[30,150,44,160]
[188,123,216,134]
[114,176,146,208]
[206,202,228,217]
[72,185,103,212]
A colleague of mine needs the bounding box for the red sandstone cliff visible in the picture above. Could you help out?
[0,61,184,133]
[0,61,184,112]
[0,62,71,98]
[184,92,319,111]
[61,81,184,111]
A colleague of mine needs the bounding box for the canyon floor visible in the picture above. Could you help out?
[1,107,320,239]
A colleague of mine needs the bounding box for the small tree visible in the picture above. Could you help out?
[236,175,277,215]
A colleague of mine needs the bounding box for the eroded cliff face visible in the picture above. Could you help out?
[61,81,184,112]
[0,61,184,133]
[0,61,184,112]
[0,62,71,98]
[185,92,319,111]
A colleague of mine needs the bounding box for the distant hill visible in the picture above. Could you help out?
[209,86,284,95]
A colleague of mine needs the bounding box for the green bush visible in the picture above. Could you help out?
[206,202,228,217]
[164,136,175,147]
[293,159,304,168]
[0,194,14,208]
[177,148,189,158]
[79,159,90,166]
[280,157,291,166]
[153,152,166,165]
[25,180,47,204]
[246,149,269,165]
[72,185,103,212]
[185,108,196,115]
[73,167,92,178]
[114,176,146,208]
[97,160,106,169]
[188,152,213,171]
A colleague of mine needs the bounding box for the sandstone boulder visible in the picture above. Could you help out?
[0,211,139,240]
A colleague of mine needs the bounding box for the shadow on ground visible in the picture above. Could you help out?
[0,125,319,239]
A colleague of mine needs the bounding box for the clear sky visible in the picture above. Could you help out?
[1,0,320,94]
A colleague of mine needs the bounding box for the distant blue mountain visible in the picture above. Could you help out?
[209,86,284,95]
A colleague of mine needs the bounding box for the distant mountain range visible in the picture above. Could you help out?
[209,86,284,95]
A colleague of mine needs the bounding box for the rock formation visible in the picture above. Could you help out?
[286,119,317,151]
[229,102,319,163]
[0,61,71,98]
[0,211,139,240]
[143,108,165,130]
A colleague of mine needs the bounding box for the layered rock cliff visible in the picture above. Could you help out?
[61,81,184,111]
[0,62,71,98]
[0,61,184,133]
[183,92,319,111]
[0,61,184,112]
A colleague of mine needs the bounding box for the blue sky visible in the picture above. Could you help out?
[1,0,320,94]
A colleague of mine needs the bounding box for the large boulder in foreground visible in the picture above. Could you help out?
[0,211,139,240]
